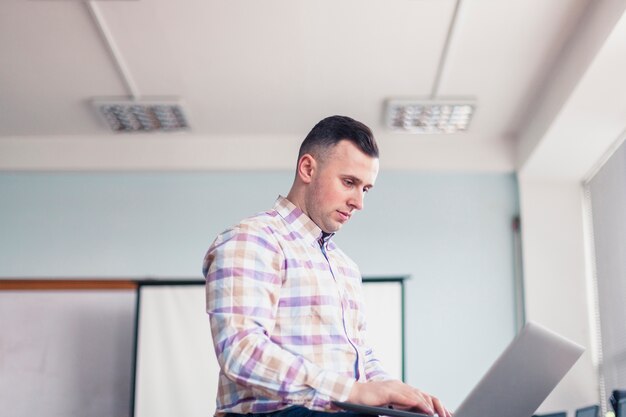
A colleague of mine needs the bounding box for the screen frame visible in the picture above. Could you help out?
[129,277,406,417]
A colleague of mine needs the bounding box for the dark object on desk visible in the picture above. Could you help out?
[610,391,626,417]
[532,412,566,417]
[333,402,430,417]
[617,399,626,417]
[575,405,599,417]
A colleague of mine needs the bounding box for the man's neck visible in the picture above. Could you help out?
[285,186,306,217]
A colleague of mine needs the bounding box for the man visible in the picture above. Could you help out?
[203,116,449,417]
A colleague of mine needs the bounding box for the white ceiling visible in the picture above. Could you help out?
[1,0,624,172]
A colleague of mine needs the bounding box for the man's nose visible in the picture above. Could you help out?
[349,189,364,211]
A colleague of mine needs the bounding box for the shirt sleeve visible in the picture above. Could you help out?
[204,223,356,408]
[362,345,393,381]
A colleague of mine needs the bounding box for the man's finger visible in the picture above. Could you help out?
[415,391,435,415]
[431,396,447,417]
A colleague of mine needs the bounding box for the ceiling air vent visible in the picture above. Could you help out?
[92,98,189,133]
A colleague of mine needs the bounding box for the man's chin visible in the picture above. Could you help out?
[321,223,342,234]
[328,223,344,233]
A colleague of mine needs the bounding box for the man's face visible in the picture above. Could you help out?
[303,140,379,233]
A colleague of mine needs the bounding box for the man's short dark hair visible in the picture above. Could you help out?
[298,115,379,162]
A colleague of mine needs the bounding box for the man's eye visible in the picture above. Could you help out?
[344,179,354,186]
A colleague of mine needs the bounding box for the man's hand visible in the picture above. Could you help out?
[347,380,451,417]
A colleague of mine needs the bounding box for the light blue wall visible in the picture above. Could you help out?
[341,172,519,404]
[0,172,291,278]
[0,171,519,408]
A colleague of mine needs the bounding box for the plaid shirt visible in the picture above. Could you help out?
[203,196,390,416]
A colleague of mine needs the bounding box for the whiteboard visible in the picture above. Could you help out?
[133,279,404,417]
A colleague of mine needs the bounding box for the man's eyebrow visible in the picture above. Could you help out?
[343,174,374,189]
[343,175,362,184]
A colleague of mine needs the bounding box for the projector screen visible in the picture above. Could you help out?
[132,279,404,417]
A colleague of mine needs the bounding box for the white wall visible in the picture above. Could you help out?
[518,179,598,414]
[515,4,626,414]
[0,290,135,417]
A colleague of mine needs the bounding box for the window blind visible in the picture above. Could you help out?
[585,136,626,411]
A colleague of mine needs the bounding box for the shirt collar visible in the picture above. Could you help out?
[274,195,336,250]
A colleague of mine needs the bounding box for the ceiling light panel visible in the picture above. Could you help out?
[92,99,189,133]
[385,99,475,134]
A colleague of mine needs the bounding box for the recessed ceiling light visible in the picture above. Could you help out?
[92,98,189,133]
[385,99,475,134]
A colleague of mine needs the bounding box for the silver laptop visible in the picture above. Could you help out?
[335,321,584,417]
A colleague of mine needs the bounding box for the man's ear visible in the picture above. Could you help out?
[297,154,316,184]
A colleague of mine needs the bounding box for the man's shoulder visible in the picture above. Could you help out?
[236,207,285,232]
[216,207,286,241]
[203,209,285,278]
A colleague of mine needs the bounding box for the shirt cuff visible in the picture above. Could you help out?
[312,371,355,402]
